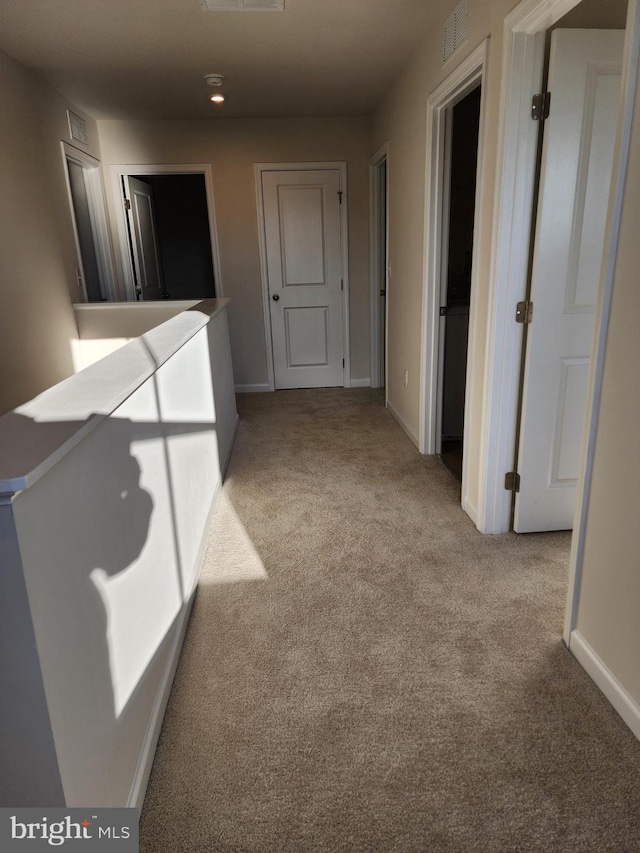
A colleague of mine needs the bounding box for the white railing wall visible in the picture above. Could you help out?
[0,300,237,808]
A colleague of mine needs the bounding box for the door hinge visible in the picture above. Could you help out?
[123,198,131,210]
[516,301,533,324]
[531,92,550,122]
[343,358,345,368]
[440,306,448,317]
[505,471,521,492]
[341,279,344,291]
[338,190,343,205]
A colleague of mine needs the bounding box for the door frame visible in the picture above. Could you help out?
[62,142,117,302]
[419,38,489,519]
[109,164,223,302]
[255,161,350,392]
[477,0,640,547]
[369,142,389,393]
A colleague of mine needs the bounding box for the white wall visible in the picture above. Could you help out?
[371,0,514,509]
[0,49,102,415]
[371,0,629,515]
[572,40,640,705]
[97,116,372,387]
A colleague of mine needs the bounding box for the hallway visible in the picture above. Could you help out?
[140,389,640,852]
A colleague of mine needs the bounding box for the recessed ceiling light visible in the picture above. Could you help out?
[210,93,226,104]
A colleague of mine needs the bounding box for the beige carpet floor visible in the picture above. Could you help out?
[140,389,640,852]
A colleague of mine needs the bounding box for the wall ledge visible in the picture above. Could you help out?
[0,299,229,495]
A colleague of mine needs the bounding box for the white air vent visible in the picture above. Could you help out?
[443,0,469,64]
[67,110,88,145]
[200,0,284,10]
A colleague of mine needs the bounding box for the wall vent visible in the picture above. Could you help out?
[200,0,284,10]
[443,0,469,64]
[67,110,88,146]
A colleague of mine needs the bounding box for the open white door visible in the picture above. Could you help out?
[514,29,624,533]
[123,176,164,301]
[262,169,344,389]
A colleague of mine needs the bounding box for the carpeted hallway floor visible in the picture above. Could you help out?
[140,389,640,852]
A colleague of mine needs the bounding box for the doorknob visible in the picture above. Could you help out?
[272,294,280,301]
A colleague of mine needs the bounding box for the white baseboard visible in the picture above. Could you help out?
[569,630,640,743]
[462,494,479,527]
[235,383,271,394]
[128,587,197,810]
[386,400,419,449]
[350,378,371,388]
[221,414,239,479]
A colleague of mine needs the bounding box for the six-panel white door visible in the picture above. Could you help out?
[262,169,344,389]
[514,29,624,533]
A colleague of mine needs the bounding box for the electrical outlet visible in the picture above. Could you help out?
[403,370,409,387]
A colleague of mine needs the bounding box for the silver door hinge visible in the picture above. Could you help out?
[505,471,521,492]
[531,92,550,122]
[338,190,343,205]
[124,198,131,210]
[516,301,533,324]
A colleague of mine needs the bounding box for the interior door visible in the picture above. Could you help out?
[123,176,164,301]
[514,29,624,533]
[262,169,344,389]
[67,160,103,302]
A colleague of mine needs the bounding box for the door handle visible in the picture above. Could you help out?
[272,294,280,301]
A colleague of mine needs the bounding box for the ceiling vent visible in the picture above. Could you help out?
[67,110,88,146]
[443,0,469,64]
[200,0,284,10]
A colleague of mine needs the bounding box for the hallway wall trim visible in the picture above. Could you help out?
[569,631,640,743]
[387,400,419,447]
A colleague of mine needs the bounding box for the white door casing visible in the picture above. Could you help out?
[514,29,624,533]
[420,39,488,527]
[123,176,164,301]
[261,169,345,389]
[369,143,390,392]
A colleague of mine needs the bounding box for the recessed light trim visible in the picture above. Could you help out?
[204,73,225,87]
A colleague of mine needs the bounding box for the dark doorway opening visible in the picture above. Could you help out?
[439,84,481,482]
[130,174,216,300]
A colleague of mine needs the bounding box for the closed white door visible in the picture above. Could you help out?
[262,169,344,389]
[123,176,163,301]
[515,29,624,533]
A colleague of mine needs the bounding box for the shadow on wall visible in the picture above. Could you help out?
[4,408,231,806]
[1,314,256,806]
